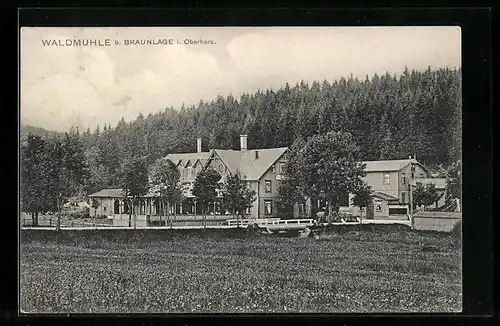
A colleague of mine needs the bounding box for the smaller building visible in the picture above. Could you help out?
[88,188,161,226]
[298,158,449,220]
[411,178,447,209]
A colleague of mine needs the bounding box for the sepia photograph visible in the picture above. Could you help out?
[19,26,462,313]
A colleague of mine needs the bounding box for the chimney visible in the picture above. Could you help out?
[240,134,248,152]
[197,138,202,153]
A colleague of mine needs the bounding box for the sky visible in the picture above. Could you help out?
[20,26,461,132]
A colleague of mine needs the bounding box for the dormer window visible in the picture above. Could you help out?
[280,163,286,174]
[265,180,272,193]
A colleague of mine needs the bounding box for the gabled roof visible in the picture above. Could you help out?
[209,147,288,181]
[412,178,447,189]
[371,191,399,201]
[165,152,211,167]
[239,148,288,180]
[212,149,242,173]
[193,158,205,168]
[363,159,428,172]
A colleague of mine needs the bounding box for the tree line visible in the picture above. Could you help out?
[21,67,462,225]
[30,66,459,196]
[21,132,257,227]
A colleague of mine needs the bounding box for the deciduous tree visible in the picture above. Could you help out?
[192,169,221,229]
[352,183,372,223]
[20,134,46,226]
[283,131,366,217]
[220,172,256,227]
[149,158,184,225]
[413,182,443,210]
[118,155,149,228]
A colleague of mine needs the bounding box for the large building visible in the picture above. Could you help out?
[88,135,448,224]
[166,135,288,219]
[88,135,289,225]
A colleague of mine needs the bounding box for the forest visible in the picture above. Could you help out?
[21,66,461,198]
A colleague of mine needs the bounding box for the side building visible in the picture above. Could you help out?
[347,158,447,219]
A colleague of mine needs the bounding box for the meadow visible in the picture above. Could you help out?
[19,225,462,313]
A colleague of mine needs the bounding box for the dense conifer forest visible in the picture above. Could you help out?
[22,66,461,194]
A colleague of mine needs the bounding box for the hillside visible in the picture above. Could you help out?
[21,67,461,192]
[21,125,60,139]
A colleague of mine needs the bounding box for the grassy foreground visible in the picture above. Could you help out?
[20,226,462,313]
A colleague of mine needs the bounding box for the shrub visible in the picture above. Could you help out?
[70,211,91,219]
[149,220,166,226]
[450,220,462,247]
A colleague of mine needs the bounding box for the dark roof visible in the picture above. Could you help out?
[371,191,399,201]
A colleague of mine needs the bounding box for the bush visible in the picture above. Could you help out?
[450,220,462,246]
[149,220,166,226]
[70,211,91,219]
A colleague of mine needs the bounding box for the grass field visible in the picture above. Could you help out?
[19,225,462,313]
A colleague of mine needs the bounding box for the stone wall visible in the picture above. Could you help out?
[412,211,462,232]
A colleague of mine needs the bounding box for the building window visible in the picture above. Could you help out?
[183,169,187,179]
[265,180,272,193]
[245,206,251,215]
[103,206,107,212]
[402,192,407,203]
[339,192,349,207]
[402,173,406,185]
[375,202,382,212]
[139,201,146,215]
[219,164,223,173]
[264,200,273,215]
[383,173,390,185]
[113,200,119,214]
[271,165,276,173]
[280,163,286,174]
[246,181,250,189]
[420,173,424,178]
